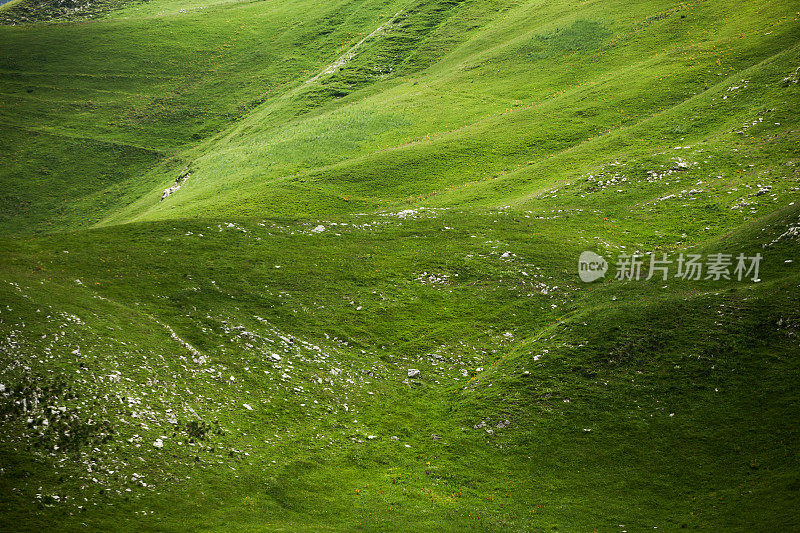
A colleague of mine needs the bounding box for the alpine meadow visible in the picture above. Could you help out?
[1,0,799,530]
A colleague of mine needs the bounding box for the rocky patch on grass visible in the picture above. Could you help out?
[0,0,149,25]
[161,172,191,201]
[782,66,800,87]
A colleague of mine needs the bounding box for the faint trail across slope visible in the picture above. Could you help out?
[305,10,404,84]
[151,11,403,205]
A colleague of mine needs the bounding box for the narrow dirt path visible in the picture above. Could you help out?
[305,10,404,84]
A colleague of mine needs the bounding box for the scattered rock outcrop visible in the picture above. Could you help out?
[161,172,191,201]
[782,66,800,87]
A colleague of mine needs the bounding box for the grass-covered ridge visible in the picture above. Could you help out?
[0,0,799,530]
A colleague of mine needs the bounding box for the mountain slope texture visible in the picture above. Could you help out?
[0,0,799,530]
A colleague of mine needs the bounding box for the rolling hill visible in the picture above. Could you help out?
[1,0,799,530]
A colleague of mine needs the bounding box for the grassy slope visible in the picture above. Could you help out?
[0,0,413,232]
[103,0,800,222]
[1,0,799,531]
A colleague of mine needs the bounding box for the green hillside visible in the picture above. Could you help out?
[1,0,799,530]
